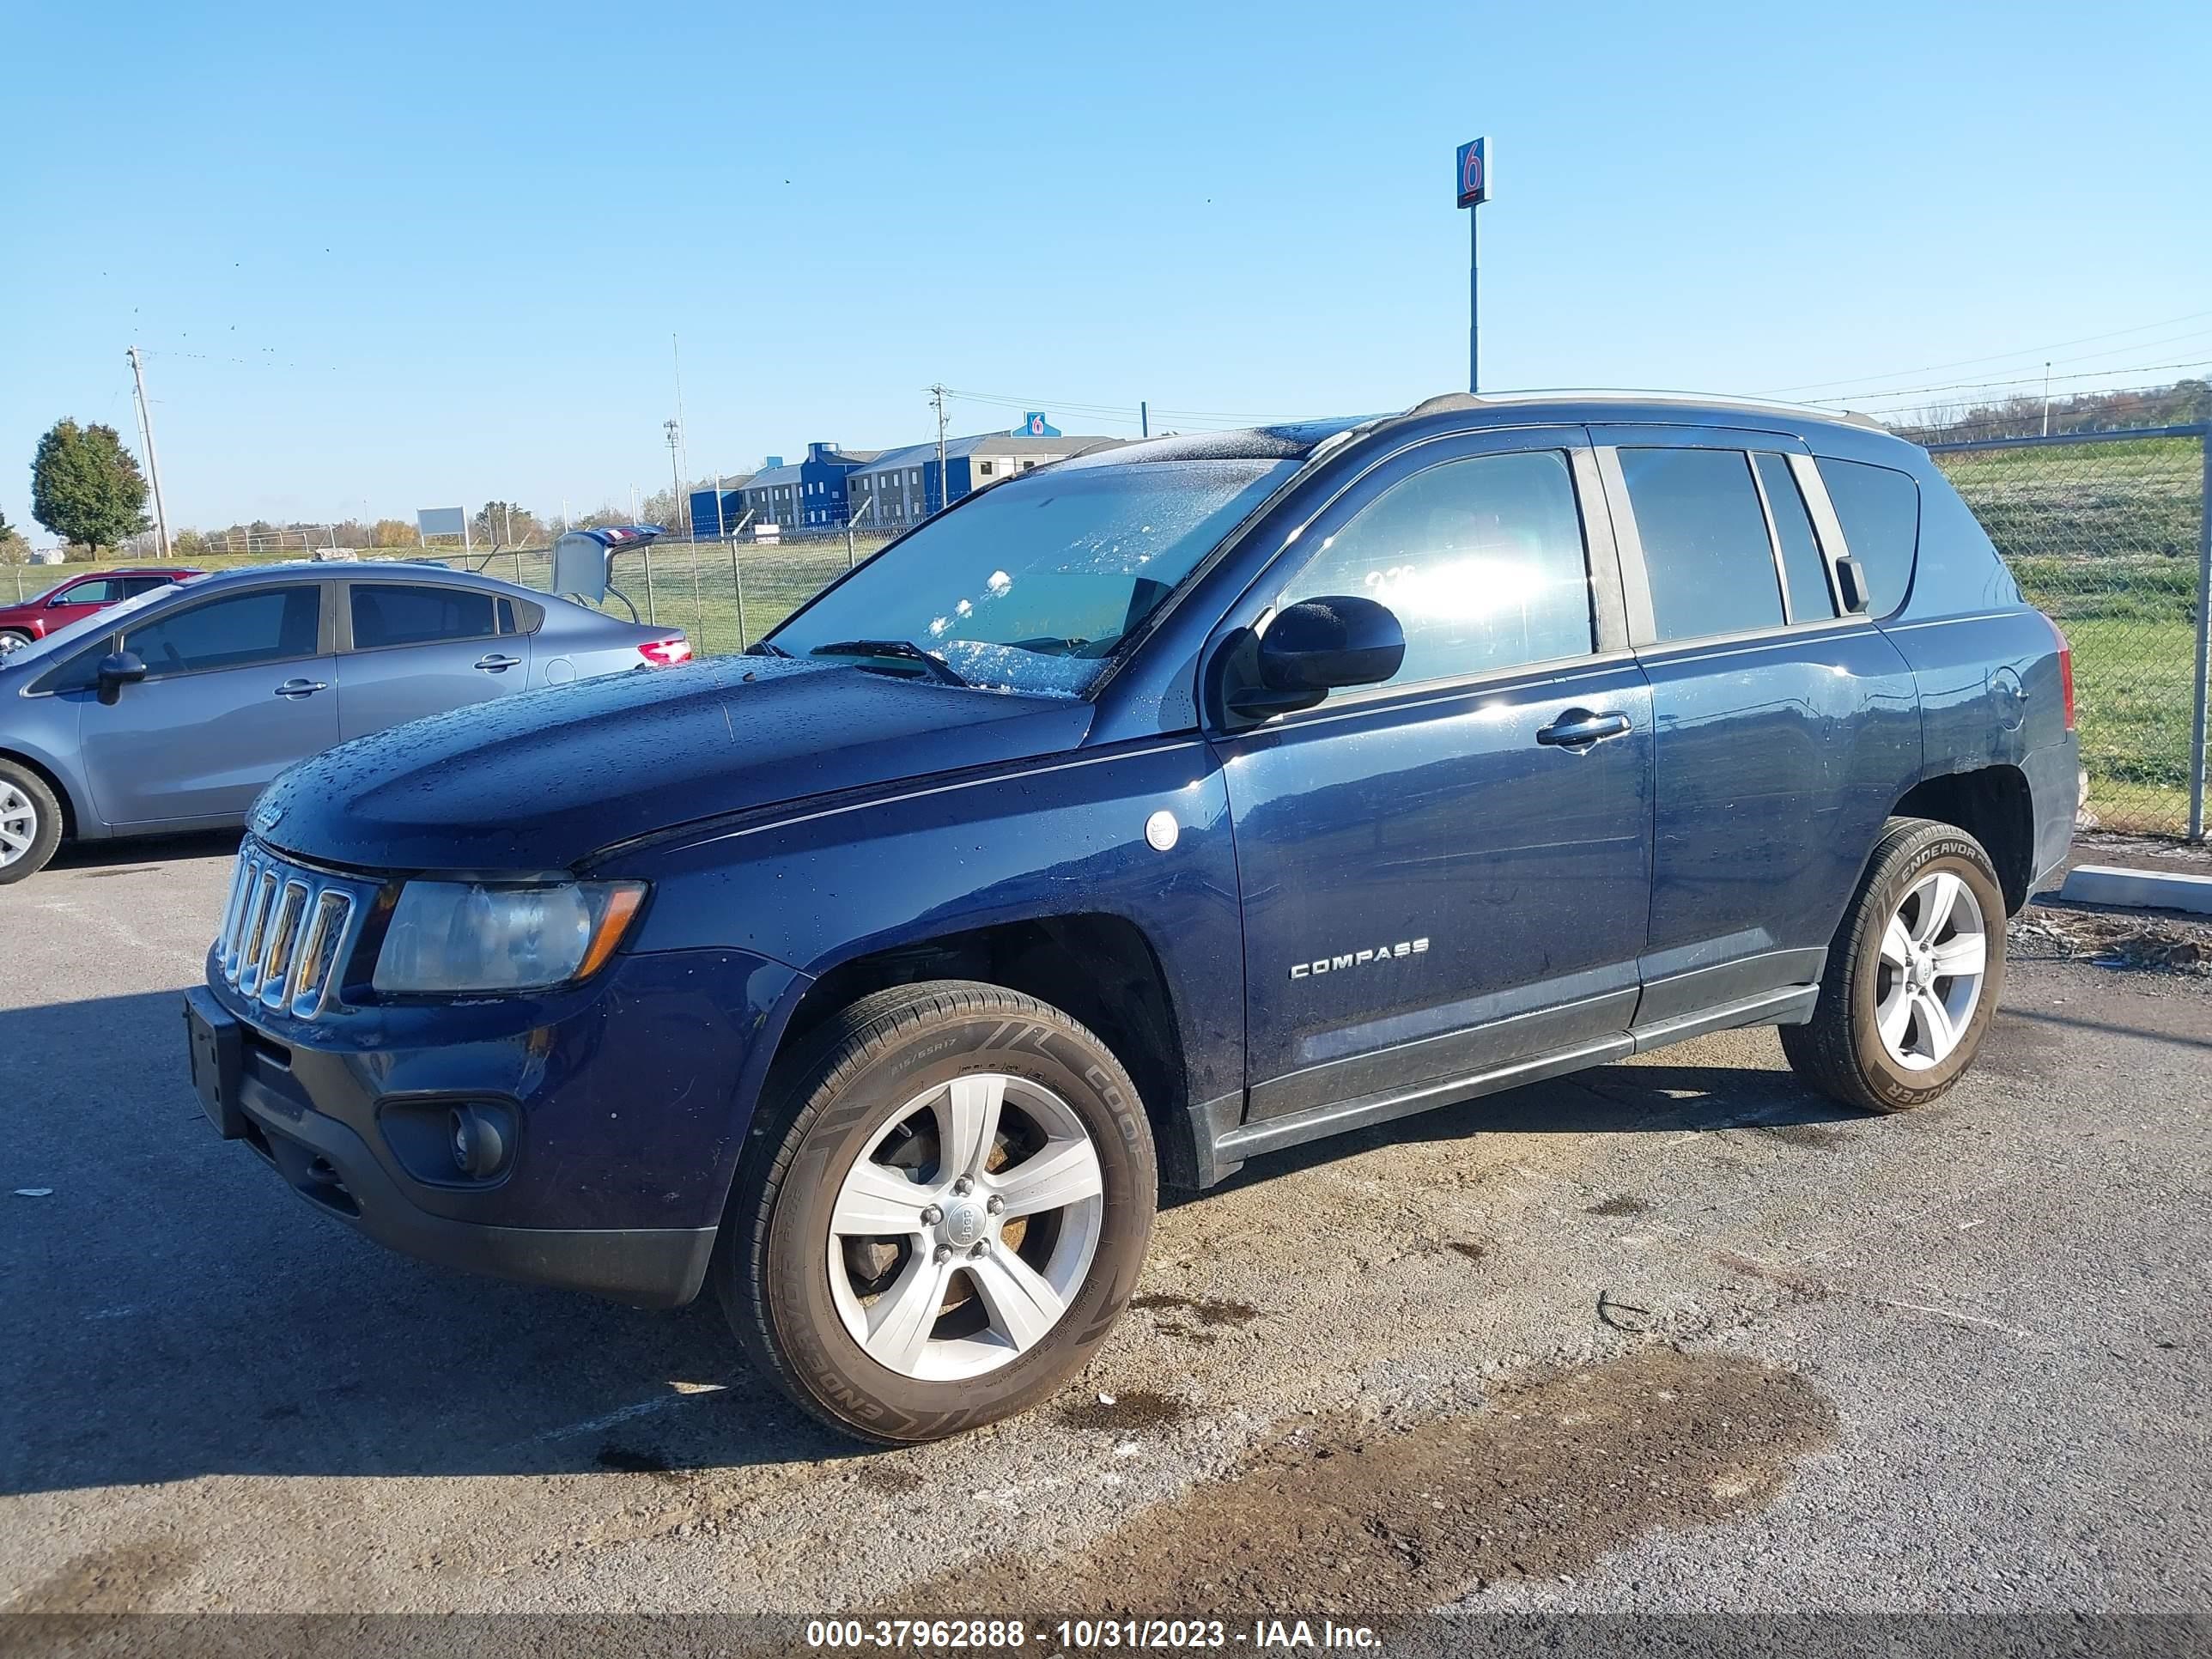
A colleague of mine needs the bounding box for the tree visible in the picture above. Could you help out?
[369,518,419,549]
[30,419,150,557]
[472,501,543,548]
[0,508,27,567]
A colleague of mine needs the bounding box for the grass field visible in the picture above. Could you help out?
[15,438,2208,836]
[1931,435,2206,834]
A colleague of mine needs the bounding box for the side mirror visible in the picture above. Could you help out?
[96,650,148,705]
[1228,596,1407,718]
[1833,556,1872,615]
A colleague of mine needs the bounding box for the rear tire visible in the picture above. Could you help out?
[717,981,1156,1444]
[0,630,33,654]
[1783,817,2006,1112]
[0,761,62,884]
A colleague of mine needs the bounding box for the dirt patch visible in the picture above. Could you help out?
[1129,1292,1261,1329]
[4,1540,204,1613]
[1713,1250,1830,1302]
[1584,1195,1650,1217]
[1059,1389,1197,1433]
[1750,1121,1852,1151]
[854,1463,926,1497]
[902,1346,1836,1620]
[1445,1240,1490,1264]
[2011,908,2211,975]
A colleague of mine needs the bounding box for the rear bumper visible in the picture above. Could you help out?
[2024,731,2081,896]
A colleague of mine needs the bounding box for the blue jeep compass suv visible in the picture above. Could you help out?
[185,392,2077,1442]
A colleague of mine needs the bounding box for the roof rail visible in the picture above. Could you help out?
[1395,387,1886,431]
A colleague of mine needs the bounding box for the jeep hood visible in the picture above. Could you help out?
[252,657,1094,872]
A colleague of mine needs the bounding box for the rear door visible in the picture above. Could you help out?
[1592,425,1922,1029]
[80,581,336,826]
[334,581,531,739]
[1211,428,1654,1122]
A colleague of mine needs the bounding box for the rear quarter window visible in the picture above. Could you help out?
[1815,459,1918,617]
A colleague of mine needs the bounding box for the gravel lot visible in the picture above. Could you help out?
[2,834,2207,1624]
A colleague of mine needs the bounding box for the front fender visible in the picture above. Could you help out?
[615,737,1248,1115]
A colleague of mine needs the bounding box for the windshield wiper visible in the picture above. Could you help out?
[809,639,970,687]
[744,640,793,658]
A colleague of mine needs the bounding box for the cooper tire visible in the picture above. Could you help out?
[1782,816,2007,1113]
[0,761,63,884]
[717,980,1156,1444]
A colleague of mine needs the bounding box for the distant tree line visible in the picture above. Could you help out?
[1892,378,2212,445]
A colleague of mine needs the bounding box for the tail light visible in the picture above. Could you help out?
[637,635,691,667]
[2044,613,2075,731]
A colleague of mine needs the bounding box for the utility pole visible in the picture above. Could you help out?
[2042,362,2053,437]
[665,420,686,536]
[1139,400,1149,438]
[125,347,173,560]
[672,334,692,523]
[929,384,949,515]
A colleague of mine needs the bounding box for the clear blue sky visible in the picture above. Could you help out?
[3,0,2208,538]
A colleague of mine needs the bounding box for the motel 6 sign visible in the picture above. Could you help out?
[1456,137,1491,208]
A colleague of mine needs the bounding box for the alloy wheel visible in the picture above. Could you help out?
[825,1073,1105,1382]
[0,784,38,870]
[1874,868,1988,1071]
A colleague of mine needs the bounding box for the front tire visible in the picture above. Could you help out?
[718,981,1156,1443]
[0,630,33,654]
[0,762,63,884]
[1783,817,2006,1112]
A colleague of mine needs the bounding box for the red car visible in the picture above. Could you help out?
[0,567,204,652]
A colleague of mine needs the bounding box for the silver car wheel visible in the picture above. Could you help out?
[1875,869,1987,1071]
[0,631,31,656]
[0,783,37,869]
[825,1073,1105,1382]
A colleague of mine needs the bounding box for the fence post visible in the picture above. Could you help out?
[731,540,750,651]
[690,541,703,642]
[845,520,856,569]
[2189,428,2211,842]
[642,548,658,624]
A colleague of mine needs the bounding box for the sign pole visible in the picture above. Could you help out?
[1455,137,1492,395]
[1468,205,1480,395]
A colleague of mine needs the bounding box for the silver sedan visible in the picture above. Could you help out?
[0,562,690,882]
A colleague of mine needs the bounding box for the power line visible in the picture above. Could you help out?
[1808,356,2212,409]
[1760,307,2212,396]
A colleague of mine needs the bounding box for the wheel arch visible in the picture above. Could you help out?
[0,744,84,842]
[1891,764,2036,915]
[763,911,1200,1194]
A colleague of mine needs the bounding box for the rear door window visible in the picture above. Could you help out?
[1619,447,1784,641]
[1753,453,1837,622]
[123,587,322,678]
[349,584,498,649]
[1815,459,1919,616]
[1277,448,1596,691]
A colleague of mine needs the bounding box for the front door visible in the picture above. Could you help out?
[81,582,336,826]
[1212,428,1654,1123]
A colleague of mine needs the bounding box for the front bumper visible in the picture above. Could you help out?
[185,942,802,1308]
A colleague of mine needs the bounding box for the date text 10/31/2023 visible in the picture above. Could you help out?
[804,1618,1383,1650]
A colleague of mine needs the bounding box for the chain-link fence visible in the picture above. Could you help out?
[1927,424,2210,839]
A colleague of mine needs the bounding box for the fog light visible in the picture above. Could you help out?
[449,1104,509,1178]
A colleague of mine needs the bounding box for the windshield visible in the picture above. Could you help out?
[768,459,1297,696]
[0,580,182,666]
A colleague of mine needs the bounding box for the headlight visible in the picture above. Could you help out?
[371,879,647,995]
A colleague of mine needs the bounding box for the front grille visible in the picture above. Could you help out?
[216,842,368,1020]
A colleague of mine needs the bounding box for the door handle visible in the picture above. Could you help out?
[474,653,522,672]
[1536,708,1632,748]
[273,678,328,699]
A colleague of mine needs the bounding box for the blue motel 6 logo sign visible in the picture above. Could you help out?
[1456,137,1491,208]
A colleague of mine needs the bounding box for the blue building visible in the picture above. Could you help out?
[738,443,878,533]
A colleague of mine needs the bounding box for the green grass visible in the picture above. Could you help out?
[1933,436,2205,834]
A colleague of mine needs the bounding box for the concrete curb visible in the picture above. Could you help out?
[2059,863,2212,916]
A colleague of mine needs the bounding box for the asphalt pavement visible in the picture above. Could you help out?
[2,833,2206,1622]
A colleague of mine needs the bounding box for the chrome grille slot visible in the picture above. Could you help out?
[212,842,367,1022]
[258,881,309,1010]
